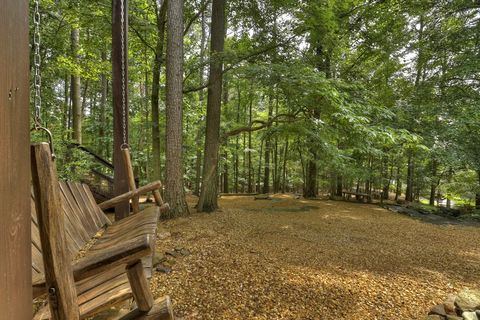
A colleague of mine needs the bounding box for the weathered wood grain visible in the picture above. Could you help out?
[31,143,80,320]
[98,181,162,210]
[122,148,141,214]
[117,296,174,320]
[0,1,31,318]
[126,261,154,312]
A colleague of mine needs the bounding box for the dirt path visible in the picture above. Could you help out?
[151,195,480,320]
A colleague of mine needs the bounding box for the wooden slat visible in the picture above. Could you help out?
[67,182,101,235]
[61,182,98,238]
[70,182,105,230]
[79,283,132,319]
[59,182,92,244]
[81,183,111,226]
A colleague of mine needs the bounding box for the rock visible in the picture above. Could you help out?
[152,254,167,267]
[176,248,191,256]
[429,304,447,317]
[455,289,480,312]
[156,263,172,274]
[476,310,480,317]
[166,250,182,258]
[157,231,171,240]
[444,294,457,315]
[446,316,462,320]
[425,315,443,320]
[462,311,479,320]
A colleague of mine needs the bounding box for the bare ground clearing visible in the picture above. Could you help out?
[150,195,480,320]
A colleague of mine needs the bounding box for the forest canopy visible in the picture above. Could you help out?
[31,0,480,215]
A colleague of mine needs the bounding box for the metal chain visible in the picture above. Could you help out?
[120,0,128,148]
[33,0,42,127]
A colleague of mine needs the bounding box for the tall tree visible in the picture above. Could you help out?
[71,28,82,143]
[197,0,225,212]
[151,0,168,182]
[165,0,189,217]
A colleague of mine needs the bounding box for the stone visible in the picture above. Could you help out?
[446,316,462,320]
[444,294,457,315]
[429,304,447,317]
[462,311,479,320]
[152,254,167,267]
[166,249,182,258]
[455,289,480,312]
[156,263,172,274]
[425,315,443,320]
[174,247,191,256]
[476,310,480,317]
[157,231,171,240]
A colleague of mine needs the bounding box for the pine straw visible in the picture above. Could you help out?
[150,195,480,320]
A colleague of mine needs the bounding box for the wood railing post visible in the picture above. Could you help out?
[122,148,140,214]
[31,143,79,320]
[126,261,154,312]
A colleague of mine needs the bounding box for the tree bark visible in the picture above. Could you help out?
[262,96,274,194]
[429,159,438,206]
[406,154,414,202]
[247,85,253,193]
[151,0,167,182]
[194,2,207,196]
[99,51,108,156]
[197,0,225,212]
[71,28,82,144]
[165,0,189,217]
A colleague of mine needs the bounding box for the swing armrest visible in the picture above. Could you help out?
[72,235,154,282]
[98,181,162,210]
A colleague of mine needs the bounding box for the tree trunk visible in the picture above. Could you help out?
[193,3,207,196]
[262,96,274,194]
[63,74,70,139]
[247,85,253,193]
[429,159,438,206]
[223,151,229,193]
[282,138,288,193]
[476,170,480,209]
[165,0,188,217]
[151,0,167,182]
[99,51,108,156]
[71,28,82,144]
[197,0,225,212]
[406,154,414,202]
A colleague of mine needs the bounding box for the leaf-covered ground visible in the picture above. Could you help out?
[150,195,480,320]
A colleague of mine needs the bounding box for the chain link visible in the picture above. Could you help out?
[120,0,128,148]
[33,0,42,126]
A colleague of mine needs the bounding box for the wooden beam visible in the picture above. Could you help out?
[126,261,154,312]
[118,296,174,320]
[0,1,31,318]
[31,143,80,320]
[98,181,162,210]
[122,148,140,214]
[113,0,130,220]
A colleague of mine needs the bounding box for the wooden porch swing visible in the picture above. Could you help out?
[30,0,174,317]
[31,143,173,320]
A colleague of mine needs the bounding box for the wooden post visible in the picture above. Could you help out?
[113,0,130,220]
[122,148,140,213]
[126,261,154,312]
[31,144,80,320]
[0,1,31,319]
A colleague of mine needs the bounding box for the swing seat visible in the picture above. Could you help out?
[31,143,174,319]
